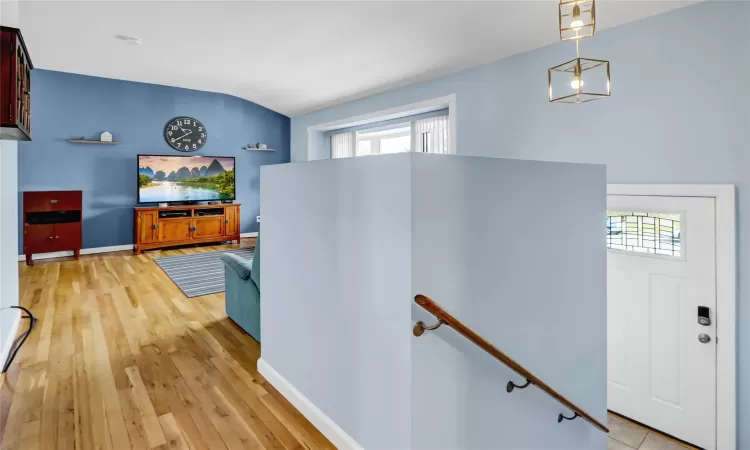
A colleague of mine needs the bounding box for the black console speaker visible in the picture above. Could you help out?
[158,210,190,219]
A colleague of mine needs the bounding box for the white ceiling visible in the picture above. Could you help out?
[15,1,693,116]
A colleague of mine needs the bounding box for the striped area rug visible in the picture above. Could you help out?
[154,247,255,298]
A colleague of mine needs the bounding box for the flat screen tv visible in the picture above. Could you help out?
[137,154,235,203]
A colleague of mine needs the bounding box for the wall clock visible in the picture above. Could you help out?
[164,117,207,152]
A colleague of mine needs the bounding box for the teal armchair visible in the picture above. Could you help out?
[221,238,260,342]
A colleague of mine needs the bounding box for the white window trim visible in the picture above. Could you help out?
[608,184,736,450]
[307,94,457,160]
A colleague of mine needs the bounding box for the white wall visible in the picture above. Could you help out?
[290,5,750,443]
[409,155,606,449]
[1,0,22,368]
[260,154,414,449]
[261,154,606,449]
[0,141,20,366]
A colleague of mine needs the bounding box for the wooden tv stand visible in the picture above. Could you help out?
[133,203,240,255]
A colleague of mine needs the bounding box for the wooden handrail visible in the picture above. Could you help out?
[413,294,609,434]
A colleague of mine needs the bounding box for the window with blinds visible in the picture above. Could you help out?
[412,115,449,154]
[330,110,450,158]
[331,131,355,159]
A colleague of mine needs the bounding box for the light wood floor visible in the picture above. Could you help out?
[0,238,334,450]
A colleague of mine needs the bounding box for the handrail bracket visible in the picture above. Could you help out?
[506,379,532,393]
[558,412,580,423]
[413,319,445,337]
[412,294,609,434]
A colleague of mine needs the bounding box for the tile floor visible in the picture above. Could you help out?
[607,413,698,450]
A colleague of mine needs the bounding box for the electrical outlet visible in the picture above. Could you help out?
[256,216,261,223]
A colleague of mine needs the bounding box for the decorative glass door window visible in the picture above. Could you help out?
[607,211,681,257]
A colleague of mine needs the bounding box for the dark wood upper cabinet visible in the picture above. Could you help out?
[1,26,33,141]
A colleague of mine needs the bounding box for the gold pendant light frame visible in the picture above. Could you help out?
[559,0,596,40]
[549,0,610,104]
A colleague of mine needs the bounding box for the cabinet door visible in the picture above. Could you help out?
[23,224,55,253]
[16,34,31,135]
[159,218,193,243]
[53,223,82,250]
[193,217,225,239]
[23,223,81,253]
[139,211,159,244]
[225,206,239,236]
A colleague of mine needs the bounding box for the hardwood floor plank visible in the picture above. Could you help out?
[90,311,131,450]
[72,355,95,450]
[56,373,76,450]
[260,390,335,450]
[39,372,59,447]
[170,378,227,450]
[81,316,113,450]
[35,292,55,364]
[0,366,36,450]
[209,385,266,450]
[171,352,247,450]
[0,239,332,450]
[118,387,151,450]
[158,413,190,450]
[19,419,40,450]
[18,290,43,370]
[125,366,167,448]
[210,357,300,450]
[170,409,210,450]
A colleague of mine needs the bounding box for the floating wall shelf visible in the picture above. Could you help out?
[243,146,275,151]
[68,138,118,145]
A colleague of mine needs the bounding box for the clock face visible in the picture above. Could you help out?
[164,117,207,152]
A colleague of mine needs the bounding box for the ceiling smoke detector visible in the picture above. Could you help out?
[114,35,142,45]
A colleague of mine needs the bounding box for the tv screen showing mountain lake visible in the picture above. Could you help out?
[138,156,235,202]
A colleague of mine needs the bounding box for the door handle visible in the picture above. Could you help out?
[50,199,58,204]
[225,220,229,224]
[152,224,157,230]
[698,333,711,344]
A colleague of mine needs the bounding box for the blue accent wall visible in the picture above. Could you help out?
[290,2,750,446]
[19,70,290,252]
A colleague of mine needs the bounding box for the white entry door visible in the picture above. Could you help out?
[607,195,716,450]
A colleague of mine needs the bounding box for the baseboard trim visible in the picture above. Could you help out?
[258,358,363,450]
[17,244,134,262]
[0,311,21,372]
[18,236,256,262]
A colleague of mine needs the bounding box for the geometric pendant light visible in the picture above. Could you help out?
[549,0,611,104]
[559,0,595,40]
